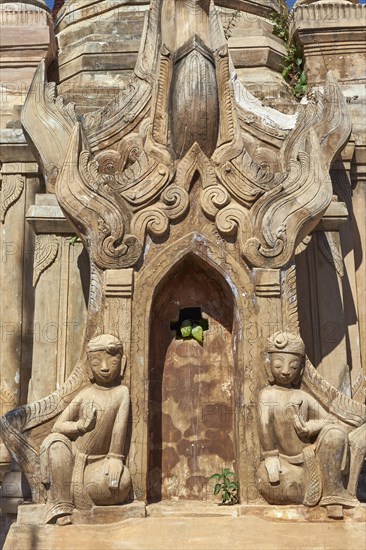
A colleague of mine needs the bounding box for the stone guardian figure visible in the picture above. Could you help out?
[39,334,131,524]
[258,331,361,514]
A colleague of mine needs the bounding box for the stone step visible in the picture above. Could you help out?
[4,509,366,550]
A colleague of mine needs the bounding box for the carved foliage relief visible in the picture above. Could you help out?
[0,174,25,223]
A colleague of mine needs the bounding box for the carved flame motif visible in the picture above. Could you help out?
[56,125,143,270]
[22,0,351,271]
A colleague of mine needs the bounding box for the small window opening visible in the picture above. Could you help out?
[170,307,209,339]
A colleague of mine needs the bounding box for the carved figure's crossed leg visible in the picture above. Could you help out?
[316,425,359,508]
[40,433,75,524]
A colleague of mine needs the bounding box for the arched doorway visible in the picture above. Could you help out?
[148,255,237,502]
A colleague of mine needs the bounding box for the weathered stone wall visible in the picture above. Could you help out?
[54,0,293,112]
[0,0,365,530]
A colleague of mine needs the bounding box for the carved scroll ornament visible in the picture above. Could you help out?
[21,0,351,271]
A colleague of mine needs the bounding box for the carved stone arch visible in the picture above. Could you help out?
[129,232,259,502]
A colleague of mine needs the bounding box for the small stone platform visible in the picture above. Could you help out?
[2,502,366,550]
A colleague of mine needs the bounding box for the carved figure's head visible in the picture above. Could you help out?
[86,334,123,385]
[266,332,305,387]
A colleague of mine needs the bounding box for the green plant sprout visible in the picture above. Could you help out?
[209,468,238,505]
[223,9,241,40]
[69,235,81,246]
[180,319,204,343]
[270,1,308,99]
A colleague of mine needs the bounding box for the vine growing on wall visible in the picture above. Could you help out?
[270,1,308,99]
[223,9,241,40]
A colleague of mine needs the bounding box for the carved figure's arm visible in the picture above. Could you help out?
[258,392,282,482]
[308,395,342,436]
[295,393,338,438]
[258,393,277,454]
[108,387,130,458]
[104,387,130,490]
[52,395,90,438]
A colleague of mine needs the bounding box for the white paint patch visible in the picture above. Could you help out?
[221,381,232,396]
[14,370,20,384]
[232,72,298,130]
[143,235,152,261]
[223,273,239,299]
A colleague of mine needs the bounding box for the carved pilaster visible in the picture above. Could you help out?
[0,161,40,407]
[0,385,17,481]
[104,269,134,385]
[105,269,134,299]
[253,268,281,298]
[26,194,89,401]
[253,267,282,382]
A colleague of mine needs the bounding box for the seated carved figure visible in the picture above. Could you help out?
[258,332,359,512]
[40,334,131,524]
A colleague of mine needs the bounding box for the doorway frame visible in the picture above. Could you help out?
[129,232,259,503]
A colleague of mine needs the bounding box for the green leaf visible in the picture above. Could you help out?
[222,468,231,476]
[70,235,79,246]
[296,57,303,66]
[214,483,222,495]
[180,320,192,338]
[229,482,238,490]
[225,472,235,478]
[209,473,221,481]
[299,71,307,84]
[192,324,203,343]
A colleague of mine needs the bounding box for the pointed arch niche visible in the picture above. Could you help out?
[129,233,258,503]
[148,254,237,502]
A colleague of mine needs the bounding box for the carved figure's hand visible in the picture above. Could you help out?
[77,407,97,434]
[293,412,310,437]
[265,456,281,483]
[105,457,124,491]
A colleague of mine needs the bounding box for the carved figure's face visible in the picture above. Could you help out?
[270,352,302,387]
[88,350,122,385]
